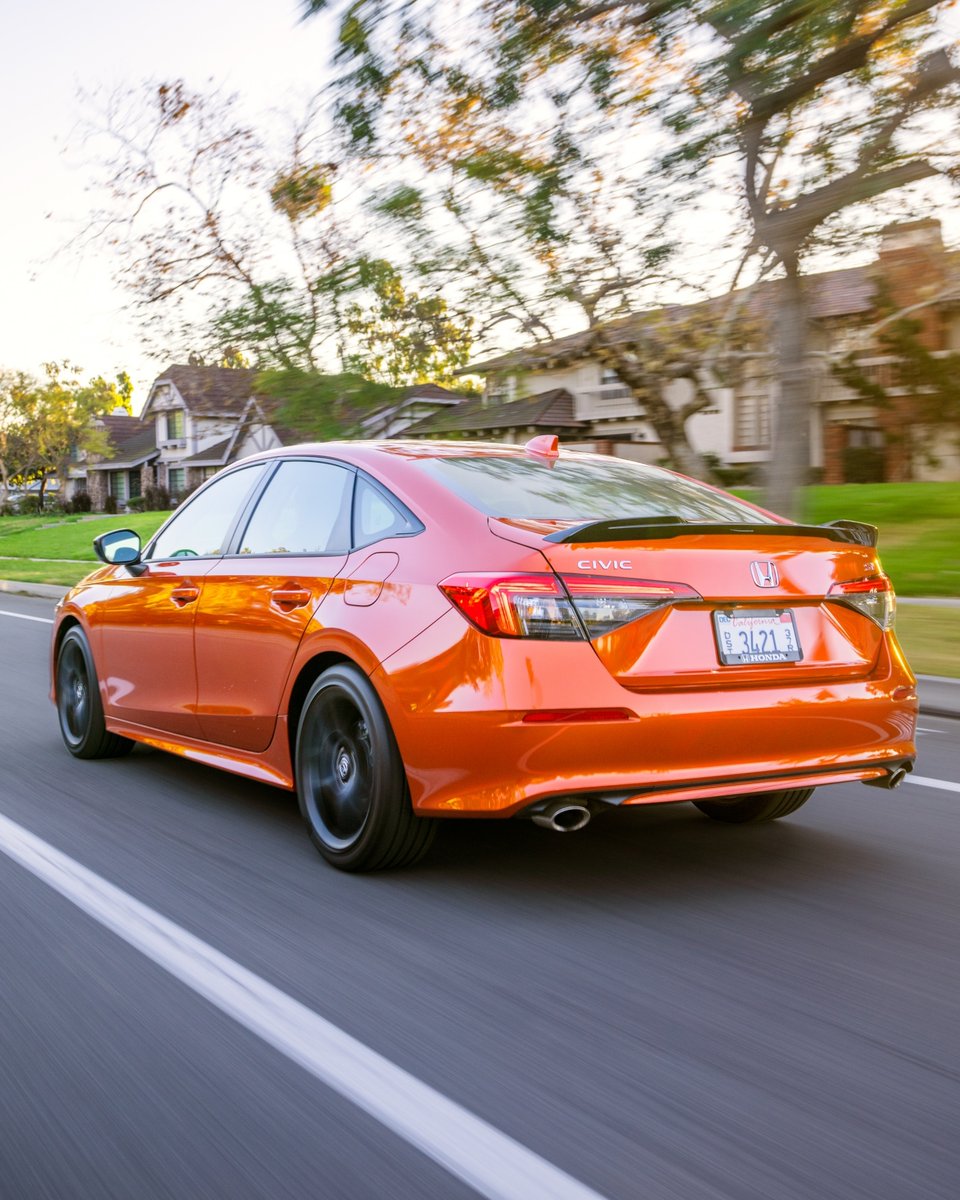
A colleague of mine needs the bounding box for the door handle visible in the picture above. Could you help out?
[170,586,200,607]
[271,587,312,612]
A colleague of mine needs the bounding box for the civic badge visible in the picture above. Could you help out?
[750,561,779,588]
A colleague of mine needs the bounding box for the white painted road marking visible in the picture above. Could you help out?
[0,609,53,624]
[907,775,960,795]
[0,812,609,1200]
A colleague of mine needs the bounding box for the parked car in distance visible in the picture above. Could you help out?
[51,438,917,870]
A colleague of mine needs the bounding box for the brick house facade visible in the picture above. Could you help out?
[457,220,960,482]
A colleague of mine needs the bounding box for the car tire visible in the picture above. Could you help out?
[694,788,814,824]
[295,664,436,872]
[55,627,133,759]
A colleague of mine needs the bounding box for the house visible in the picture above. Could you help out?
[443,220,960,483]
[73,367,470,511]
[66,413,158,509]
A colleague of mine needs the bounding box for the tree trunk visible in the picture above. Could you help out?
[766,260,811,519]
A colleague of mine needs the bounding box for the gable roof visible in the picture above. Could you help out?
[91,415,158,470]
[400,388,583,437]
[150,365,259,414]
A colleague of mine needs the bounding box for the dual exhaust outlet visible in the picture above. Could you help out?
[530,761,913,830]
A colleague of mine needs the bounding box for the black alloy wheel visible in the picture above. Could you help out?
[55,627,133,759]
[295,664,435,871]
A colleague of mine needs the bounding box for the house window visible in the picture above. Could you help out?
[846,426,885,449]
[202,466,219,481]
[486,375,517,403]
[128,471,142,500]
[110,472,127,505]
[733,390,770,450]
[600,367,621,385]
[165,410,185,440]
[168,467,186,496]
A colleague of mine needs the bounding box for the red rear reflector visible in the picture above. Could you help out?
[522,708,633,723]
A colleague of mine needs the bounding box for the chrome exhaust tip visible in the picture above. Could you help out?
[531,803,592,833]
[863,762,913,790]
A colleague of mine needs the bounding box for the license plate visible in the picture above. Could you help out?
[713,608,803,665]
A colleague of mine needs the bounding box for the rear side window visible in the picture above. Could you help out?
[414,455,772,524]
[238,460,353,555]
[353,476,419,545]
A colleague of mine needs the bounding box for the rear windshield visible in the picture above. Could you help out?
[414,454,772,524]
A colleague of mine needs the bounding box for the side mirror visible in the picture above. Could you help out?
[93,529,143,566]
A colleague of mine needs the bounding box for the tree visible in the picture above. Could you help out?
[341,259,473,386]
[307,0,960,513]
[80,82,473,425]
[0,364,131,509]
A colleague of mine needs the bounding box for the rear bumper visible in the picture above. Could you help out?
[377,615,918,817]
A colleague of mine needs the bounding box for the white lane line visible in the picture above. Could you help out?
[0,610,53,625]
[907,775,960,795]
[0,812,608,1200]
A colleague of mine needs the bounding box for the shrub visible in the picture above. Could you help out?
[143,484,171,511]
[61,491,93,515]
[842,447,885,484]
[103,495,119,514]
[126,496,146,512]
[18,494,41,514]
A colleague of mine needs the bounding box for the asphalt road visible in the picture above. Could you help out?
[1,592,958,1200]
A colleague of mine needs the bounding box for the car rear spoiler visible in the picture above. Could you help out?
[543,517,879,547]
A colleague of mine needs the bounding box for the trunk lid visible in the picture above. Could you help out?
[490,518,888,690]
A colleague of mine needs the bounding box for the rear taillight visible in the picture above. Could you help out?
[827,576,895,629]
[439,574,583,639]
[561,575,701,638]
[439,573,700,640]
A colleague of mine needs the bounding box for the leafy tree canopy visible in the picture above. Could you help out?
[0,363,132,506]
[307,0,960,511]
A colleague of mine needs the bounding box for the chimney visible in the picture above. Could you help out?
[875,219,946,349]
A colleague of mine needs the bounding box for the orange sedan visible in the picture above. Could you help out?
[51,439,917,870]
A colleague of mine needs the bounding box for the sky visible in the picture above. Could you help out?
[0,0,335,406]
[2,1,958,415]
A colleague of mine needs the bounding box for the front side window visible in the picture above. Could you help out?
[238,460,354,555]
[149,464,266,560]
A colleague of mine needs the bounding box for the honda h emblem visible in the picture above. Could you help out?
[750,561,779,588]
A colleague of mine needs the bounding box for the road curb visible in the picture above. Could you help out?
[0,579,69,600]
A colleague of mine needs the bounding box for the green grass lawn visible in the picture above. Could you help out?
[895,606,960,679]
[0,511,172,562]
[735,482,960,596]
